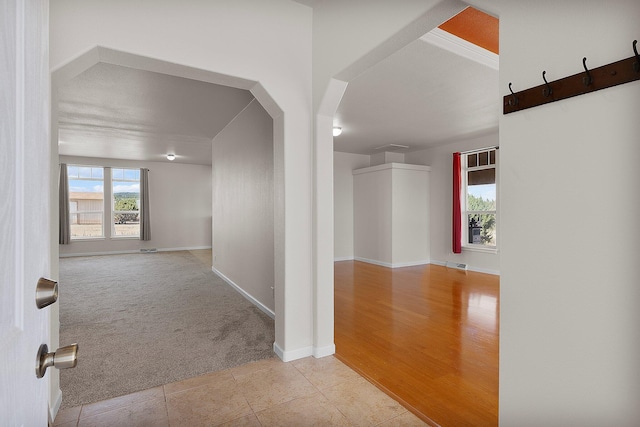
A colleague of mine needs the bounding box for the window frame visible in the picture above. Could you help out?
[111,167,141,239]
[461,148,498,252]
[67,165,106,240]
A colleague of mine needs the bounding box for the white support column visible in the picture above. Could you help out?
[313,78,347,357]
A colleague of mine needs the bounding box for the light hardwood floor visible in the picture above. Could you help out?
[334,261,499,427]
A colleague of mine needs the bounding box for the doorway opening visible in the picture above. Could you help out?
[51,47,284,408]
[329,6,500,425]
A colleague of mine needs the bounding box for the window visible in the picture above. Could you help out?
[463,148,497,248]
[67,165,105,239]
[112,168,140,238]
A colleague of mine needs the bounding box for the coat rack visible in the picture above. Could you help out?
[503,40,640,114]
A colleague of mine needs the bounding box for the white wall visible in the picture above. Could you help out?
[212,100,274,314]
[59,156,212,256]
[50,0,312,359]
[391,167,430,266]
[353,163,430,268]
[333,152,370,260]
[470,0,640,424]
[406,132,500,274]
[353,166,393,265]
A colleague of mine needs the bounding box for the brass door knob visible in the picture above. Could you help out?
[35,343,78,378]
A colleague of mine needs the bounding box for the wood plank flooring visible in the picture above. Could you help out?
[334,261,499,427]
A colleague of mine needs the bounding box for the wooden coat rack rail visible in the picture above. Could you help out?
[503,40,640,114]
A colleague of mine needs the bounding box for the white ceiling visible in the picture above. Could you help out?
[333,34,499,155]
[57,63,254,165]
[56,29,499,164]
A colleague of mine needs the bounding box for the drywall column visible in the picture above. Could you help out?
[353,163,430,268]
[334,152,371,261]
[353,164,393,265]
[490,0,640,424]
[313,78,348,357]
[391,165,430,266]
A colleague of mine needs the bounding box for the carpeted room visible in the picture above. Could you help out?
[55,59,279,409]
[58,249,275,408]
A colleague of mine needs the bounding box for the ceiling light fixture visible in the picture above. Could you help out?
[166,153,176,161]
[332,127,342,137]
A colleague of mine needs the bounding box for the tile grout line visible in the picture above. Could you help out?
[162,384,171,427]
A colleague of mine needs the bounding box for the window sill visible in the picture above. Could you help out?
[111,236,140,240]
[462,245,498,254]
[69,237,106,242]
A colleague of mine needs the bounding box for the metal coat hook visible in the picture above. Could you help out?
[508,82,518,106]
[542,71,552,97]
[582,57,592,86]
[505,41,640,114]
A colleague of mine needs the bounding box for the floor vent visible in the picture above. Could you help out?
[140,248,157,253]
[445,261,467,270]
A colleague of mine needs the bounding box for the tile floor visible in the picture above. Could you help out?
[53,356,427,427]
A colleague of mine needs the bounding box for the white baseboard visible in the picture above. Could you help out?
[467,265,500,276]
[60,249,140,258]
[273,342,313,362]
[59,246,212,258]
[161,246,212,252]
[354,257,393,268]
[354,257,430,269]
[313,344,336,358]
[334,256,354,262]
[49,387,62,425]
[392,260,431,268]
[431,259,500,276]
[211,267,275,319]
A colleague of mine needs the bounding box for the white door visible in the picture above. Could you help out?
[1,0,52,425]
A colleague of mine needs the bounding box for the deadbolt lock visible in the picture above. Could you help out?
[35,278,58,309]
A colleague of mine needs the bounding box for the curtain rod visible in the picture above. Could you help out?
[460,146,499,155]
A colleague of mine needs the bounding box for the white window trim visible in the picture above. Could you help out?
[461,148,498,251]
[66,164,143,242]
[111,167,141,239]
[68,165,105,240]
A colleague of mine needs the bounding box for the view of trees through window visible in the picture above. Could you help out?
[112,168,140,237]
[465,149,497,247]
[467,194,496,246]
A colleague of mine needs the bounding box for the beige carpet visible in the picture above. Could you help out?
[58,250,275,408]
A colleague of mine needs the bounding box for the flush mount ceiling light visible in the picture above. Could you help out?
[166,153,176,161]
[332,127,342,137]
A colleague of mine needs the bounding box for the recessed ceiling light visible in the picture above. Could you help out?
[333,127,342,137]
[166,153,176,161]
